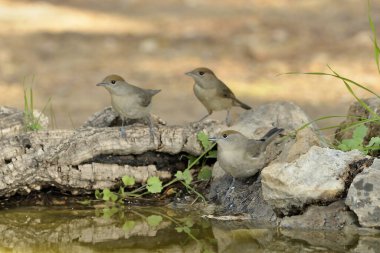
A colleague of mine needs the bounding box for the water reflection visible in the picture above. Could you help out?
[0,206,378,253]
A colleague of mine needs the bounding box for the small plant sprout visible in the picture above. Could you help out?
[92,131,217,205]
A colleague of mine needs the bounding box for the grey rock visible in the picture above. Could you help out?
[280,201,358,230]
[262,146,364,215]
[346,159,380,228]
[208,170,278,224]
[351,236,380,253]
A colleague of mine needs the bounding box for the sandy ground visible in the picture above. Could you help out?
[0,0,380,135]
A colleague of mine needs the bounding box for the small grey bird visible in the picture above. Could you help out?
[209,127,283,179]
[96,74,160,141]
[185,67,251,125]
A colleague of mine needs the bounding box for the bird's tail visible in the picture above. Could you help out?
[259,127,284,142]
[148,89,161,96]
[233,98,251,110]
[258,127,284,153]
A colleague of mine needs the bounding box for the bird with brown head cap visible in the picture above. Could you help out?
[97,74,160,142]
[209,127,283,193]
[186,67,251,125]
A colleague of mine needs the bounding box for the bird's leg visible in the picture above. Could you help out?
[225,177,236,196]
[225,110,232,126]
[197,111,212,123]
[120,118,127,139]
[146,115,155,143]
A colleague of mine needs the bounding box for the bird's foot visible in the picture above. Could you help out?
[225,178,236,196]
[119,127,127,139]
[225,185,235,196]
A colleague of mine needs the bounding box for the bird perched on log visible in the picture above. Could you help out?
[96,74,160,142]
[209,127,284,179]
[185,67,251,125]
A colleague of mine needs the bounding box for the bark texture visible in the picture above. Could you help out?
[0,106,223,198]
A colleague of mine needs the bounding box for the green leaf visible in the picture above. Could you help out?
[175,226,184,232]
[186,155,198,167]
[122,175,135,187]
[77,200,91,205]
[102,188,118,202]
[183,226,191,234]
[175,170,193,185]
[337,143,350,152]
[197,166,212,181]
[367,136,380,147]
[102,207,119,219]
[95,189,102,199]
[146,176,163,193]
[184,219,195,227]
[206,150,217,159]
[122,220,136,232]
[352,125,367,140]
[147,215,163,227]
[197,131,212,150]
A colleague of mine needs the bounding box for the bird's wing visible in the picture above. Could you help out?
[216,82,237,99]
[137,89,161,107]
[216,81,252,109]
[246,139,265,158]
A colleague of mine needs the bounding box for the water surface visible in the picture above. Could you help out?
[0,206,378,253]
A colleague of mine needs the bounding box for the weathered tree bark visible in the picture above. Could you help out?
[0,106,223,198]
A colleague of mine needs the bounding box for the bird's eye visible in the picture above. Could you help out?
[222,133,228,138]
[199,71,204,76]
[111,80,116,84]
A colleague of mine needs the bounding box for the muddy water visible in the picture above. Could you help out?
[0,206,378,253]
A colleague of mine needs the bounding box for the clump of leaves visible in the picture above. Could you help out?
[94,131,216,204]
[337,124,380,155]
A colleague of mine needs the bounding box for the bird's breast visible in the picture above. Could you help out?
[111,94,150,119]
[193,84,232,111]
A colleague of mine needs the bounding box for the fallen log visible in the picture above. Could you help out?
[0,106,223,198]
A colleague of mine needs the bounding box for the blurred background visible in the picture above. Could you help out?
[0,0,380,131]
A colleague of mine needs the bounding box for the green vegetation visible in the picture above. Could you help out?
[23,76,56,131]
[23,86,44,131]
[94,131,216,204]
[289,2,380,155]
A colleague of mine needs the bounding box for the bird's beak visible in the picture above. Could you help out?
[208,137,217,142]
[185,72,194,77]
[96,82,108,87]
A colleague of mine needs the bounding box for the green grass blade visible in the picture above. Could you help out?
[30,88,33,112]
[368,0,380,74]
[328,66,379,117]
[284,71,380,99]
[294,115,366,133]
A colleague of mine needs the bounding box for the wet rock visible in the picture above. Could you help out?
[281,229,358,252]
[209,166,277,224]
[261,146,364,215]
[345,159,380,228]
[280,201,358,230]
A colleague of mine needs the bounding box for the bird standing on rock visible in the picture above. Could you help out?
[185,67,251,125]
[96,74,160,142]
[209,127,284,179]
